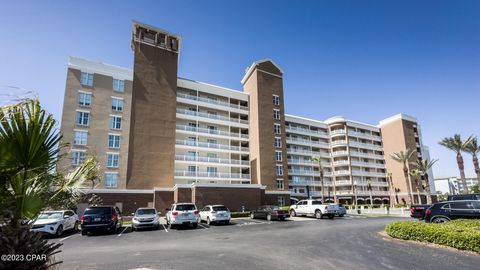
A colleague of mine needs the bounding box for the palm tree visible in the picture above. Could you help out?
[439,134,474,194]
[391,149,416,205]
[464,137,480,185]
[366,180,373,208]
[312,156,324,203]
[409,169,422,204]
[412,159,438,204]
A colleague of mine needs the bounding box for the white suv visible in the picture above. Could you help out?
[31,210,79,237]
[289,199,337,219]
[200,205,231,225]
[165,203,200,229]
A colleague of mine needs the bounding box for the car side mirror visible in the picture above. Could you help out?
[64,215,70,219]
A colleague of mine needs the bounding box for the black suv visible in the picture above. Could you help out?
[80,206,123,235]
[424,200,480,223]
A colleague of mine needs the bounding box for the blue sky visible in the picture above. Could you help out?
[1,1,479,179]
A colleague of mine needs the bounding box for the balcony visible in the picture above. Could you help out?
[289,180,333,186]
[348,141,383,151]
[177,92,249,111]
[350,151,384,160]
[351,170,387,177]
[350,161,386,168]
[354,180,389,187]
[285,126,328,138]
[175,155,250,166]
[287,148,330,158]
[335,180,352,186]
[175,170,250,180]
[330,129,346,136]
[334,170,350,176]
[176,124,249,140]
[348,131,382,141]
[331,150,349,157]
[286,137,330,148]
[176,108,249,126]
[175,139,249,153]
[355,190,389,196]
[331,140,348,146]
[332,160,349,166]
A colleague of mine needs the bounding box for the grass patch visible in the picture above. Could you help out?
[230,212,251,218]
[385,219,480,253]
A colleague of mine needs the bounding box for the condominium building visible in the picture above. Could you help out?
[59,21,432,213]
[434,177,479,195]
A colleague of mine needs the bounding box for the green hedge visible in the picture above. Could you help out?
[230,212,251,218]
[385,219,480,253]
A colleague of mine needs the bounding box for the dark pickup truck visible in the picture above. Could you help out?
[410,193,480,219]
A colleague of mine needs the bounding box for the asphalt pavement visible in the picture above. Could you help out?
[50,215,480,270]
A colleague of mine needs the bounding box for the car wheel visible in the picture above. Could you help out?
[207,217,211,226]
[250,213,255,219]
[81,230,87,236]
[131,226,136,231]
[315,210,322,219]
[56,225,63,237]
[290,210,296,217]
[192,223,198,229]
[267,214,272,221]
[432,217,449,223]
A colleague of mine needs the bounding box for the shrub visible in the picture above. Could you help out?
[385,219,480,253]
[230,212,251,218]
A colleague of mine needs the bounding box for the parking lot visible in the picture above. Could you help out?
[49,215,480,270]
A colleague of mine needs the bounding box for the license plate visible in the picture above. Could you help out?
[94,218,101,221]
[182,213,189,217]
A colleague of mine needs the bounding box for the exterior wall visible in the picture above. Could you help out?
[243,61,289,192]
[127,26,179,189]
[174,187,193,203]
[193,186,264,211]
[88,192,153,215]
[380,117,425,204]
[154,190,175,214]
[263,194,291,206]
[60,64,133,189]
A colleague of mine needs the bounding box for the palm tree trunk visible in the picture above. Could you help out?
[369,192,373,208]
[457,153,469,193]
[320,172,325,203]
[403,166,413,205]
[424,174,432,204]
[473,155,480,186]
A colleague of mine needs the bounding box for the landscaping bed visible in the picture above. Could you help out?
[385,219,480,253]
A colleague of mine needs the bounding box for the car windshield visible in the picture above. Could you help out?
[84,207,111,215]
[136,209,156,216]
[212,206,228,211]
[267,205,280,210]
[37,212,62,220]
[176,204,196,211]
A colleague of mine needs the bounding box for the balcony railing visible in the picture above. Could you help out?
[286,138,330,148]
[335,180,352,185]
[176,108,249,125]
[176,124,249,139]
[175,139,249,152]
[350,151,384,159]
[348,131,381,141]
[334,170,350,176]
[287,148,330,157]
[330,130,346,135]
[332,160,349,166]
[285,126,328,137]
[351,170,386,177]
[350,161,386,168]
[175,170,250,179]
[175,155,250,166]
[354,180,389,187]
[177,92,249,111]
[348,141,383,150]
[331,140,348,146]
[289,180,333,186]
[331,151,349,157]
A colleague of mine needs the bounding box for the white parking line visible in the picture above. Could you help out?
[161,224,168,232]
[59,233,80,242]
[198,223,209,229]
[117,226,129,237]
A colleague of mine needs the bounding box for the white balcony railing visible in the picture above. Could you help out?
[330,129,346,135]
[331,151,349,157]
[348,131,382,141]
[333,160,349,166]
[175,170,250,179]
[285,126,329,137]
[348,141,383,150]
[351,170,386,177]
[350,161,386,168]
[334,170,350,176]
[175,155,249,166]
[177,92,249,111]
[175,139,249,152]
[176,108,249,125]
[286,138,330,148]
[176,124,249,139]
[287,148,330,157]
[331,140,348,146]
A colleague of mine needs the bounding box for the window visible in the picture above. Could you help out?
[275,137,282,148]
[80,72,93,86]
[273,109,280,120]
[78,92,92,106]
[274,124,281,134]
[207,167,218,175]
[73,131,88,145]
[108,134,121,148]
[276,179,284,190]
[275,151,282,162]
[278,196,285,206]
[207,139,217,145]
[187,137,197,146]
[273,95,280,106]
[207,153,217,159]
[71,151,85,166]
[112,98,124,111]
[76,111,89,126]
[106,153,119,168]
[105,173,118,188]
[276,164,283,176]
[110,116,122,129]
[113,79,124,92]
[187,165,197,173]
